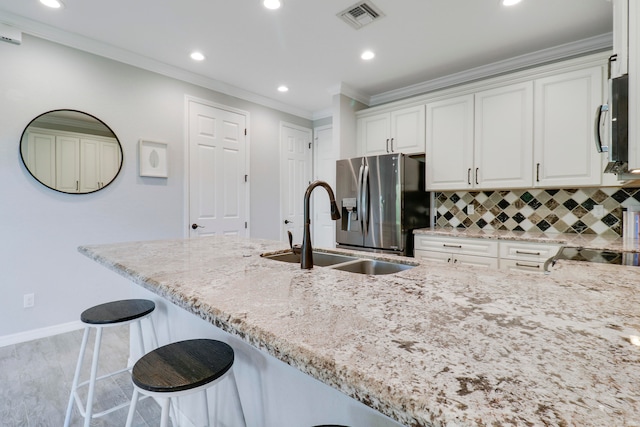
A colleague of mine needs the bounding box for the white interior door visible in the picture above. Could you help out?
[312,125,337,248]
[280,123,312,245]
[188,100,248,237]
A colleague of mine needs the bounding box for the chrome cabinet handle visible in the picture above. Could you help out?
[536,163,540,182]
[390,138,394,152]
[594,104,609,153]
[385,139,390,153]
[475,168,479,185]
[467,168,471,185]
[443,244,462,248]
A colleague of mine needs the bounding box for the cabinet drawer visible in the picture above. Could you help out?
[499,259,546,274]
[414,249,451,263]
[414,250,498,269]
[414,235,499,257]
[499,241,561,262]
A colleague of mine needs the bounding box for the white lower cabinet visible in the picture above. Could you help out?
[499,240,562,273]
[413,235,499,268]
[414,249,499,268]
[414,234,562,273]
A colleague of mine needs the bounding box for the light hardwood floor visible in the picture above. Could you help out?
[0,325,166,426]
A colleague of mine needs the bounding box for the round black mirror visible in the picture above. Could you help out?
[20,109,123,194]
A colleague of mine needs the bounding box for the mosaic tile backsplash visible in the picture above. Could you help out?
[435,187,640,237]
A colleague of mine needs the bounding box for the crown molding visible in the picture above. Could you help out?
[0,10,315,120]
[328,82,370,107]
[369,32,613,107]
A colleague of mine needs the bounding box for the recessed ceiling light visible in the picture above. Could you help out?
[40,0,64,8]
[190,51,205,61]
[263,0,282,10]
[361,50,375,60]
[277,85,289,93]
[502,0,522,6]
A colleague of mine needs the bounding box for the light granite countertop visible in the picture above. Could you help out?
[79,236,640,427]
[414,227,640,253]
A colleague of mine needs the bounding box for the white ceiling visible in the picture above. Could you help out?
[0,0,613,119]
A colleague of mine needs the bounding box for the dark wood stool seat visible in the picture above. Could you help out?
[132,339,234,393]
[80,299,155,324]
[125,339,245,427]
[65,299,158,427]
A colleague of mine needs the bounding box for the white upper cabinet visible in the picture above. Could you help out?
[612,0,629,79]
[357,105,425,156]
[426,82,534,191]
[425,94,474,190]
[474,81,534,189]
[628,0,640,171]
[56,136,81,193]
[22,128,120,193]
[80,138,121,193]
[533,66,604,187]
[24,132,56,189]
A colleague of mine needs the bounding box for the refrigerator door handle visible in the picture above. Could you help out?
[362,163,370,236]
[357,162,365,234]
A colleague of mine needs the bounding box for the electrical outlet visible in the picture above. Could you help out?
[467,205,475,215]
[23,293,34,308]
[593,205,605,218]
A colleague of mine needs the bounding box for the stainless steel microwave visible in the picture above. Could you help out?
[596,74,629,174]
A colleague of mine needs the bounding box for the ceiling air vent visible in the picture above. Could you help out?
[338,1,385,30]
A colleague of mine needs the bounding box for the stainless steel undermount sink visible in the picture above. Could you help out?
[261,250,415,275]
[330,259,414,275]
[262,251,358,267]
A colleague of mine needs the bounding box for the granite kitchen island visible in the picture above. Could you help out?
[79,236,640,427]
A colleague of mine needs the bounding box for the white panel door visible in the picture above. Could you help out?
[312,125,336,249]
[189,100,247,237]
[56,136,80,193]
[425,95,474,190]
[474,82,533,189]
[280,123,312,245]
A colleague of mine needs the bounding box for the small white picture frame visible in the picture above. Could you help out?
[139,140,168,178]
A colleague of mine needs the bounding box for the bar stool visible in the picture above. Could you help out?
[125,338,245,427]
[64,299,158,427]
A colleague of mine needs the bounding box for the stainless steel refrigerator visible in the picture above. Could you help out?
[335,153,430,256]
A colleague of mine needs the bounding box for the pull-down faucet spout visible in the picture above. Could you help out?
[301,180,341,269]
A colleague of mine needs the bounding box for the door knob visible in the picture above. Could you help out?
[284,219,293,224]
[191,223,205,230]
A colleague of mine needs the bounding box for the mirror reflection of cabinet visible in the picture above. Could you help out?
[20,110,123,194]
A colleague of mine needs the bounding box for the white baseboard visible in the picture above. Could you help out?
[0,321,84,347]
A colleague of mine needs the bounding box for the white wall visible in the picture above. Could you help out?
[334,93,366,160]
[0,35,311,338]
